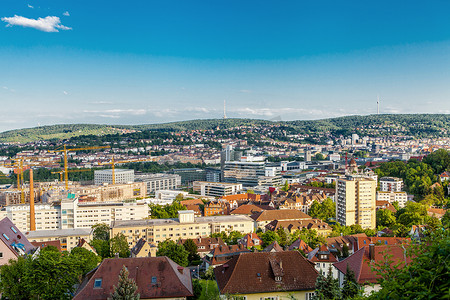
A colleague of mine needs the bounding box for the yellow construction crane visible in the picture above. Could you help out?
[99,156,155,184]
[51,169,92,182]
[49,145,110,189]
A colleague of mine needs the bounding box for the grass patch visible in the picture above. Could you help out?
[198,279,219,300]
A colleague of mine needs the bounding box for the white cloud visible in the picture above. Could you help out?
[1,15,72,32]
[27,4,34,9]
[63,91,68,95]
[63,11,70,17]
[239,89,252,93]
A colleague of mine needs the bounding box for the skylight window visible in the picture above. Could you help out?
[94,278,102,288]
[2,234,9,240]
[10,227,17,233]
[151,276,157,284]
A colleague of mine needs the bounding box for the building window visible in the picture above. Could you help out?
[305,292,315,300]
[0,252,3,258]
[94,278,102,288]
[2,234,9,241]
[151,276,157,284]
[10,227,17,233]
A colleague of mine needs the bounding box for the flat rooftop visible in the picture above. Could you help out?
[25,228,91,238]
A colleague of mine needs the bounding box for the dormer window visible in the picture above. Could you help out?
[275,276,282,282]
[94,278,102,288]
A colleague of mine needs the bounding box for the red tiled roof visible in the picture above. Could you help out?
[31,240,61,252]
[288,239,313,253]
[263,241,284,252]
[238,233,262,248]
[265,219,331,233]
[214,251,318,295]
[73,257,193,300]
[180,199,204,206]
[230,204,263,215]
[251,209,311,222]
[356,237,410,250]
[334,244,412,284]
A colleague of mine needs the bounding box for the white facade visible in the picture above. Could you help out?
[193,181,243,197]
[135,173,181,195]
[94,169,134,185]
[379,177,404,192]
[376,191,408,208]
[0,198,149,232]
[155,190,188,201]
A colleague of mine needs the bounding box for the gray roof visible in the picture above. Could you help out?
[25,228,91,239]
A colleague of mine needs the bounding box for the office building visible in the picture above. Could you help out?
[135,173,181,195]
[171,168,206,185]
[205,167,221,182]
[193,181,243,197]
[336,175,376,229]
[94,169,134,185]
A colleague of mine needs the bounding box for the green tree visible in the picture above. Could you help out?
[281,180,290,192]
[277,227,289,248]
[156,239,189,267]
[422,148,450,174]
[226,231,244,245]
[342,265,360,299]
[369,230,450,299]
[260,231,280,248]
[376,209,397,227]
[24,249,83,299]
[111,265,140,300]
[110,233,131,258]
[0,256,32,300]
[396,202,428,227]
[70,247,101,275]
[308,198,336,221]
[92,223,110,240]
[313,266,341,300]
[183,239,200,263]
[91,239,111,259]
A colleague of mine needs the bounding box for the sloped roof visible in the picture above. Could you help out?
[230,204,263,215]
[238,233,262,248]
[180,199,204,206]
[265,219,331,232]
[73,257,193,300]
[214,251,318,295]
[31,240,61,252]
[334,244,412,284]
[251,209,311,222]
[0,217,35,257]
[356,237,410,250]
[288,239,313,253]
[263,241,284,252]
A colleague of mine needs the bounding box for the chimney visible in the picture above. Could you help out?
[177,266,184,274]
[29,169,36,231]
[369,244,375,260]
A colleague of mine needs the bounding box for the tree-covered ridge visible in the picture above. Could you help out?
[1,114,450,143]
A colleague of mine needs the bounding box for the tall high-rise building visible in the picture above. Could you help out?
[336,175,376,229]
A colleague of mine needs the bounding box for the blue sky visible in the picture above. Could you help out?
[1,1,449,132]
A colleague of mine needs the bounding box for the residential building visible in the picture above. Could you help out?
[336,175,377,229]
[230,204,264,216]
[238,233,263,249]
[334,244,412,294]
[0,217,35,266]
[111,211,255,245]
[214,251,318,300]
[265,219,332,236]
[288,239,313,253]
[204,201,228,216]
[376,191,408,208]
[25,228,91,252]
[379,177,404,192]
[308,245,338,277]
[155,190,188,201]
[326,233,367,257]
[0,198,149,232]
[135,173,181,195]
[94,169,134,185]
[178,237,226,258]
[250,209,311,230]
[73,257,193,300]
[130,238,157,257]
[193,181,242,197]
[203,244,251,268]
[439,171,450,182]
[263,241,284,252]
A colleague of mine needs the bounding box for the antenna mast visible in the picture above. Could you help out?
[223,99,227,119]
[377,95,380,115]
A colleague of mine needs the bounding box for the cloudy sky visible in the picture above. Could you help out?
[1,1,449,132]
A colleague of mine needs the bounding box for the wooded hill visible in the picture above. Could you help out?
[1,114,449,143]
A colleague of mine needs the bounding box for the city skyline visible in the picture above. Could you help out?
[1,1,449,132]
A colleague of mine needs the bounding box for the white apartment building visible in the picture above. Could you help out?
[94,169,135,185]
[155,190,188,201]
[135,173,181,195]
[336,175,377,229]
[25,228,91,252]
[376,191,408,208]
[0,198,149,232]
[111,210,255,245]
[379,177,404,192]
[193,181,243,197]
